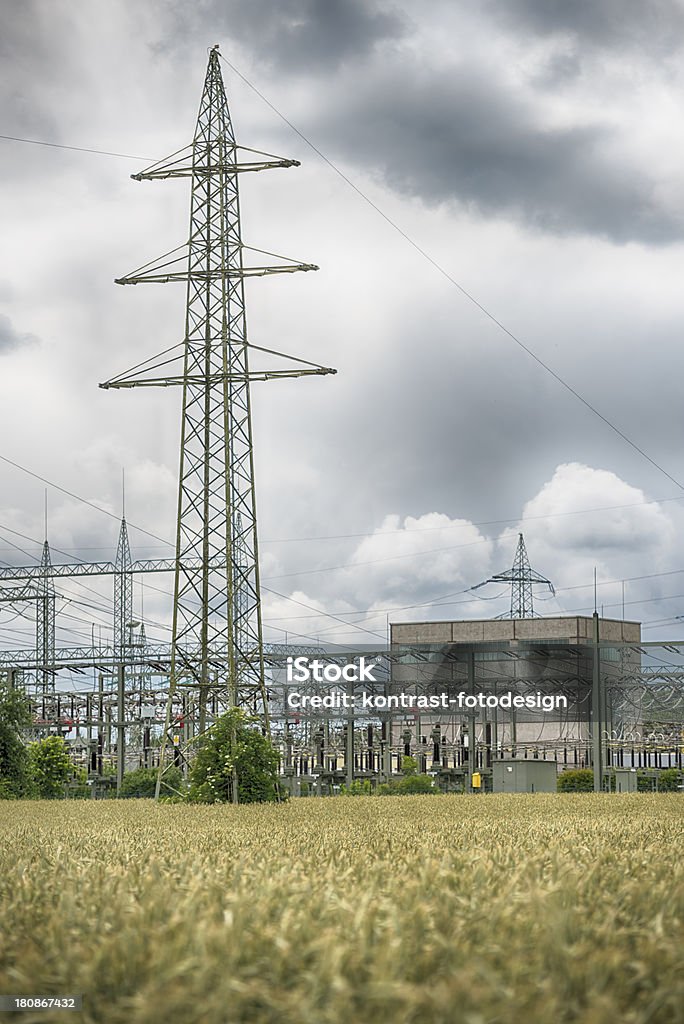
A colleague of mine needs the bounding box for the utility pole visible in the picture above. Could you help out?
[100,45,335,798]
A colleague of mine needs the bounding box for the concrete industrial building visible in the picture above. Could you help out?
[388,615,642,791]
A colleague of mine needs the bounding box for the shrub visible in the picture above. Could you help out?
[189,708,282,804]
[119,766,184,798]
[340,780,372,796]
[657,768,681,792]
[0,683,33,798]
[634,771,682,792]
[378,774,436,796]
[557,768,594,792]
[396,774,436,795]
[29,735,74,799]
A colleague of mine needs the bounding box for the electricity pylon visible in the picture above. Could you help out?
[101,45,335,771]
[472,532,554,618]
[113,517,132,661]
[36,539,55,691]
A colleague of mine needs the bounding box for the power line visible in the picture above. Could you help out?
[259,493,684,545]
[262,565,684,630]
[262,586,387,642]
[0,453,171,547]
[0,133,150,161]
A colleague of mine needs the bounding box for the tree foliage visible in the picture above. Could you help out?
[557,769,595,792]
[120,766,184,798]
[655,768,681,792]
[29,735,74,799]
[378,774,436,796]
[340,779,373,796]
[189,708,282,804]
[0,682,33,798]
[401,755,418,776]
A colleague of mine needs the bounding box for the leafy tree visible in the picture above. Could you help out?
[401,755,418,776]
[657,768,681,792]
[557,768,594,792]
[189,708,282,804]
[120,765,184,798]
[0,682,34,798]
[29,735,74,799]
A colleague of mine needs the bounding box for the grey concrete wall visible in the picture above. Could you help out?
[391,616,641,645]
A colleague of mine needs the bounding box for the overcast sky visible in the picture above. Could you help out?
[4,0,684,656]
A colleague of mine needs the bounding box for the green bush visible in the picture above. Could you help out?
[340,779,372,796]
[657,768,681,792]
[377,773,436,796]
[65,765,90,799]
[396,774,436,794]
[189,708,283,804]
[29,735,74,799]
[119,766,184,798]
[557,768,594,793]
[635,770,683,792]
[0,683,34,798]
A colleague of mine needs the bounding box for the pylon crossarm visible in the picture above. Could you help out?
[100,338,336,390]
[115,242,318,285]
[101,367,336,389]
[132,144,300,181]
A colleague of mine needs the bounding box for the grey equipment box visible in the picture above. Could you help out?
[492,759,558,794]
[614,768,638,793]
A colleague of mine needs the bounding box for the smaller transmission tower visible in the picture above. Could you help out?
[36,539,55,691]
[113,516,132,662]
[472,532,554,618]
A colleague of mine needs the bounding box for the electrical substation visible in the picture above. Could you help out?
[3,48,684,798]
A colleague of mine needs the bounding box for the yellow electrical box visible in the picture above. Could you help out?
[472,772,481,789]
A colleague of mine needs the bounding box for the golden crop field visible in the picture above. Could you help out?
[1,795,683,1024]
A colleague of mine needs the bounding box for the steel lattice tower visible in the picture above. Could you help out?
[36,539,55,691]
[102,46,335,750]
[472,532,554,618]
[113,517,132,661]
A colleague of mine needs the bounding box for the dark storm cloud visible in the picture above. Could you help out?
[312,63,683,244]
[165,0,405,71]
[486,0,684,53]
[0,314,37,353]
